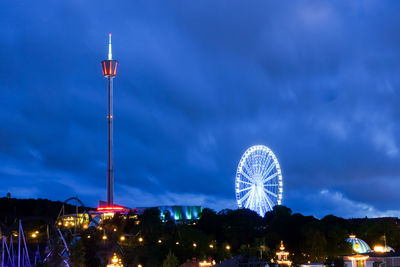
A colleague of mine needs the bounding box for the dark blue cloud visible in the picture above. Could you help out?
[1,0,400,218]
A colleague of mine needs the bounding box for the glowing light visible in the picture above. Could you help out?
[31,233,37,238]
[120,236,125,241]
[113,228,117,232]
[107,253,123,267]
[348,255,369,261]
[97,206,125,212]
[374,245,392,253]
[108,33,112,60]
[235,145,283,216]
[158,239,162,244]
[113,62,118,75]
[276,241,292,266]
[226,245,230,250]
[103,235,107,240]
[83,224,88,229]
[209,244,214,248]
[138,237,143,242]
[193,243,197,247]
[111,253,118,263]
[104,212,115,217]
[176,241,180,245]
[87,235,91,238]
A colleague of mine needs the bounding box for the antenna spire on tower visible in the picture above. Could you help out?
[108,33,112,60]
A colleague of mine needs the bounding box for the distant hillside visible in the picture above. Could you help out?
[0,197,91,225]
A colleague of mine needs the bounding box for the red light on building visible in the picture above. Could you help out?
[96,206,128,212]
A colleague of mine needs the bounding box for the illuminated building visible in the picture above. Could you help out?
[343,235,399,267]
[134,206,202,223]
[346,235,372,253]
[56,205,202,232]
[343,235,372,267]
[158,206,202,222]
[276,241,292,266]
[344,254,370,267]
[56,205,137,229]
[344,252,400,267]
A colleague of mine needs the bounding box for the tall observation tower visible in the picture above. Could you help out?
[101,34,118,205]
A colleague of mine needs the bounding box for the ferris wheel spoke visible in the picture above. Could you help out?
[260,153,272,175]
[243,193,252,209]
[248,188,259,210]
[250,189,258,210]
[262,172,278,184]
[243,160,256,177]
[266,195,274,211]
[256,153,267,174]
[237,186,251,193]
[239,180,253,186]
[259,190,272,213]
[264,184,278,186]
[259,154,272,177]
[264,188,278,198]
[243,197,250,209]
[261,191,274,211]
[239,189,252,205]
[240,170,256,184]
[262,162,276,180]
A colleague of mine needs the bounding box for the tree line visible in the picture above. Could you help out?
[1,198,400,266]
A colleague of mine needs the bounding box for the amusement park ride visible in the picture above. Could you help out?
[0,35,127,267]
[276,241,292,266]
[235,145,283,217]
[101,33,118,207]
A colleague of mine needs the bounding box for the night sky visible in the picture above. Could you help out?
[2,1,400,218]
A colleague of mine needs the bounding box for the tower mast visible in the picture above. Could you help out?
[101,34,118,205]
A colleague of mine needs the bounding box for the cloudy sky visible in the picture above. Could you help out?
[1,0,400,218]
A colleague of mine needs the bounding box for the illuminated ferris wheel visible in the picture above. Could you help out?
[235,145,283,217]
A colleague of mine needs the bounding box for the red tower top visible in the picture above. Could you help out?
[102,33,118,77]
